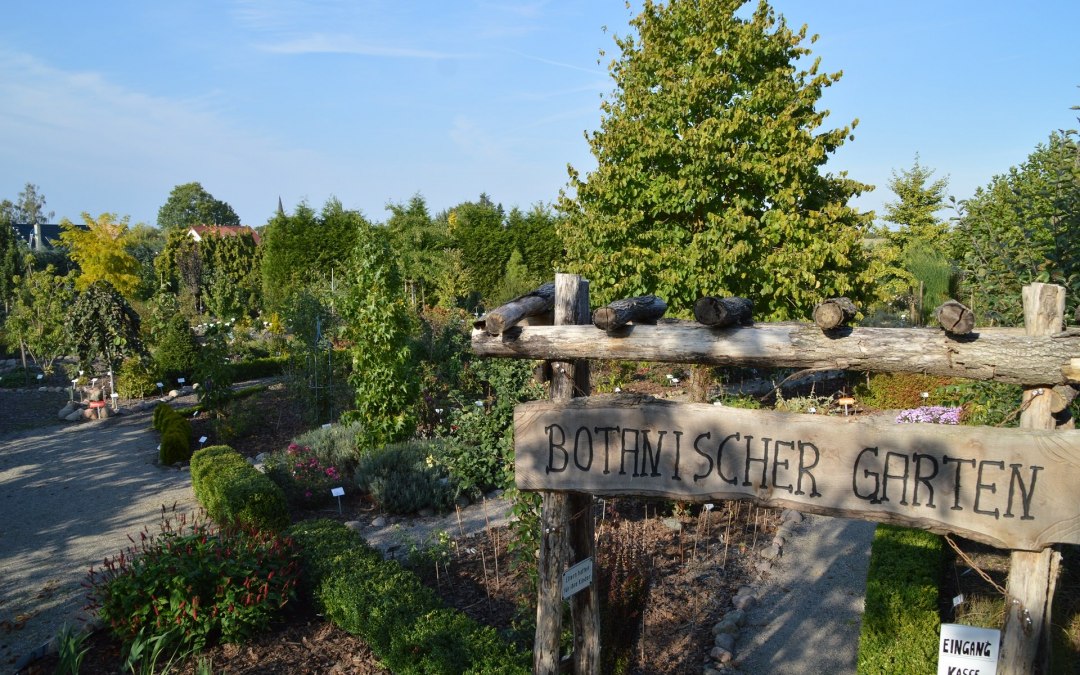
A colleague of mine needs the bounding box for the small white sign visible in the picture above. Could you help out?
[331,487,345,497]
[952,594,964,608]
[111,392,119,398]
[562,557,593,599]
[938,623,999,675]
[177,377,186,384]
[156,382,163,388]
[322,423,332,429]
[198,436,208,444]
[36,374,43,380]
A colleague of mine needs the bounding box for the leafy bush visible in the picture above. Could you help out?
[264,443,344,508]
[224,356,287,382]
[854,372,953,410]
[285,519,529,674]
[151,314,198,382]
[290,420,364,475]
[85,509,300,656]
[190,445,289,532]
[356,441,453,514]
[857,525,943,674]
[154,405,192,464]
[116,356,158,399]
[934,379,1024,427]
[210,394,264,443]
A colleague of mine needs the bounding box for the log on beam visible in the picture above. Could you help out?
[694,296,753,327]
[472,321,1080,387]
[935,300,976,335]
[476,282,555,336]
[592,295,667,331]
[813,297,858,331]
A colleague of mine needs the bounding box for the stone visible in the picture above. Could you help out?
[760,543,781,560]
[782,509,805,524]
[777,523,795,539]
[371,516,387,527]
[709,646,734,663]
[454,495,471,509]
[168,389,180,398]
[733,594,756,611]
[724,609,746,627]
[82,408,96,420]
[772,534,786,547]
[58,403,76,419]
[713,633,735,651]
[703,668,724,675]
[344,521,363,533]
[712,619,738,635]
[661,516,683,532]
[98,407,110,419]
[254,452,267,463]
[65,411,82,422]
[755,560,773,573]
[736,585,755,598]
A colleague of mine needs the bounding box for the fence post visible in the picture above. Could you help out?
[999,282,1065,674]
[534,273,596,673]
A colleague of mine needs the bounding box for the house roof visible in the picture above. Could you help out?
[9,222,88,250]
[187,225,261,246]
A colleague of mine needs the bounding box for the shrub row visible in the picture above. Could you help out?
[190,445,290,533]
[285,519,529,674]
[224,356,288,382]
[153,403,192,465]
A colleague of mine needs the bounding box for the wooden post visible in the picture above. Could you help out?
[534,273,598,674]
[999,282,1066,675]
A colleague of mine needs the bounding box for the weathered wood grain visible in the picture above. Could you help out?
[473,321,1080,386]
[694,296,753,327]
[476,281,555,336]
[935,299,976,335]
[514,396,1080,551]
[592,295,667,331]
[813,297,858,330]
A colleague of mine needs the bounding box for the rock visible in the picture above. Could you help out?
[64,411,82,422]
[772,534,786,547]
[661,516,683,532]
[712,620,738,635]
[82,408,96,420]
[168,389,180,398]
[417,507,435,518]
[777,523,795,539]
[58,403,76,419]
[703,668,724,675]
[755,560,773,573]
[371,516,387,527]
[254,452,267,463]
[486,488,505,499]
[759,543,781,560]
[713,633,735,651]
[98,407,110,419]
[709,646,734,663]
[736,585,755,598]
[782,509,805,524]
[733,594,756,611]
[454,495,471,509]
[724,609,746,627]
[344,521,363,533]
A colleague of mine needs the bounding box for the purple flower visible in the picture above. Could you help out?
[896,406,962,425]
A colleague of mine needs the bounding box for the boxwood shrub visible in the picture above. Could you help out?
[153,404,192,464]
[190,445,289,532]
[225,356,288,382]
[285,519,529,674]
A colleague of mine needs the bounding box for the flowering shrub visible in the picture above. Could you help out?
[895,406,962,425]
[264,443,343,508]
[84,508,300,657]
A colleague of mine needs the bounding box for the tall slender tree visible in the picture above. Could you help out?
[559,0,875,319]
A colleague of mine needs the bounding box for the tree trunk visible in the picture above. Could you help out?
[592,295,667,331]
[1000,283,1066,675]
[472,321,1080,387]
[477,282,555,336]
[935,299,976,335]
[693,296,753,327]
[812,297,858,331]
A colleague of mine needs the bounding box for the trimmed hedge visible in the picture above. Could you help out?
[153,403,193,465]
[225,356,287,382]
[285,519,529,674]
[857,525,943,674]
[190,445,290,533]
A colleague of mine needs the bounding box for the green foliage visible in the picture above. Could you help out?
[446,195,510,305]
[193,328,233,411]
[84,509,299,656]
[559,0,875,319]
[59,213,142,301]
[598,510,652,674]
[54,623,90,675]
[951,131,1080,325]
[156,182,239,233]
[289,419,364,475]
[190,445,290,532]
[0,206,25,316]
[439,358,543,497]
[857,525,943,674]
[341,225,420,450]
[123,223,165,301]
[264,443,344,508]
[934,379,1023,428]
[150,314,198,381]
[386,194,449,307]
[285,519,530,674]
[854,372,954,410]
[2,264,74,374]
[714,394,763,409]
[260,198,366,313]
[882,156,951,251]
[224,355,287,382]
[356,441,453,514]
[155,405,193,464]
[67,280,142,371]
[903,245,955,325]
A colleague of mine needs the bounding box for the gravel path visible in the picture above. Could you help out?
[0,412,196,670]
[736,514,876,674]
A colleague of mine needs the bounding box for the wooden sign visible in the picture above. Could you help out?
[514,395,1080,551]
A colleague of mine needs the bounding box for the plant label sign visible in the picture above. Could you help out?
[562,557,593,599]
[331,487,345,497]
[938,623,999,675]
[514,395,1080,550]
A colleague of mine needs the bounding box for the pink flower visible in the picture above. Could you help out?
[304,490,312,498]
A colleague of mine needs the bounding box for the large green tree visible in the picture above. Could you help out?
[0,209,25,315]
[386,194,447,307]
[156,182,240,233]
[951,131,1080,325]
[3,265,74,374]
[67,281,142,371]
[559,0,874,319]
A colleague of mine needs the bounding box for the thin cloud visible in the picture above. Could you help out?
[258,33,467,59]
[505,48,605,76]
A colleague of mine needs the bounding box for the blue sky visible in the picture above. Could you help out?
[1,1,1077,229]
